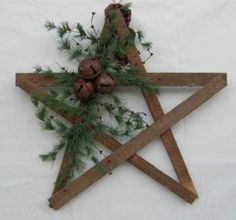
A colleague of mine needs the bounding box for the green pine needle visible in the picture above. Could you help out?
[33,65,53,76]
[56,73,76,87]
[40,152,57,161]
[91,156,99,164]
[141,42,152,50]
[76,23,87,39]
[58,38,71,51]
[137,30,144,42]
[45,20,56,31]
[42,118,54,130]
[69,48,83,60]
[87,31,100,44]
[31,94,39,107]
[33,11,160,184]
[36,106,47,121]
[120,2,132,12]
[57,22,71,38]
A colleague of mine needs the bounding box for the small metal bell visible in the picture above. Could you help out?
[95,73,116,94]
[74,79,94,100]
[78,59,102,80]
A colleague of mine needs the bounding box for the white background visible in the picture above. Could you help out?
[0,0,235,219]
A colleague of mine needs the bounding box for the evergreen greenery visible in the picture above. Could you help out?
[33,2,159,184]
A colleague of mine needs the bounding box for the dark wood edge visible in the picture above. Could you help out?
[48,75,227,209]
[16,74,198,206]
[15,8,228,210]
[16,72,227,87]
[113,10,198,194]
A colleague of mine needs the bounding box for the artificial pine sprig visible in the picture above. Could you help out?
[32,91,148,179]
[33,65,53,76]
[33,2,159,184]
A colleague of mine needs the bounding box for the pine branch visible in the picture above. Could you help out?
[45,20,56,31]
[33,65,53,76]
[42,118,54,130]
[40,152,57,161]
[57,22,72,38]
[56,73,76,87]
[34,13,160,183]
[36,106,47,121]
[31,94,39,107]
[68,47,83,60]
[75,23,87,39]
[137,30,144,42]
[87,30,100,44]
[58,38,71,51]
[110,66,159,94]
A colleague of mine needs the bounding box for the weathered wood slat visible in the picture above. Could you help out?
[48,75,226,209]
[95,133,197,203]
[16,8,227,210]
[142,72,227,86]
[47,11,197,199]
[16,75,197,203]
[52,148,75,194]
[16,72,227,87]
[114,10,197,194]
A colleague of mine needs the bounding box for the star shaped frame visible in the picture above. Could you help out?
[16,9,227,210]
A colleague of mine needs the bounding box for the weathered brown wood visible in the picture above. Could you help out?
[18,11,196,197]
[15,8,227,210]
[16,75,80,124]
[142,72,227,86]
[16,73,56,87]
[16,74,197,202]
[16,8,228,208]
[95,133,197,202]
[114,10,197,194]
[16,72,227,209]
[48,75,226,209]
[16,72,227,87]
[52,148,75,194]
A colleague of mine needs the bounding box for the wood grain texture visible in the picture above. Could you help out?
[48,75,226,209]
[15,8,227,210]
[16,70,227,209]
[114,10,197,194]
[16,74,198,203]
[16,72,227,87]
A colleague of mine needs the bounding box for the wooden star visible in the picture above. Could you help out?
[15,9,227,210]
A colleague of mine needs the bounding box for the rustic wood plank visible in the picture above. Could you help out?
[52,148,75,194]
[142,72,227,86]
[95,133,197,203]
[16,72,227,87]
[48,75,226,209]
[15,9,227,209]
[15,8,227,204]
[16,75,197,203]
[113,10,197,193]
[49,10,197,197]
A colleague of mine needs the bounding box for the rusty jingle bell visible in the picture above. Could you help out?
[95,73,116,94]
[78,58,102,80]
[74,79,94,100]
